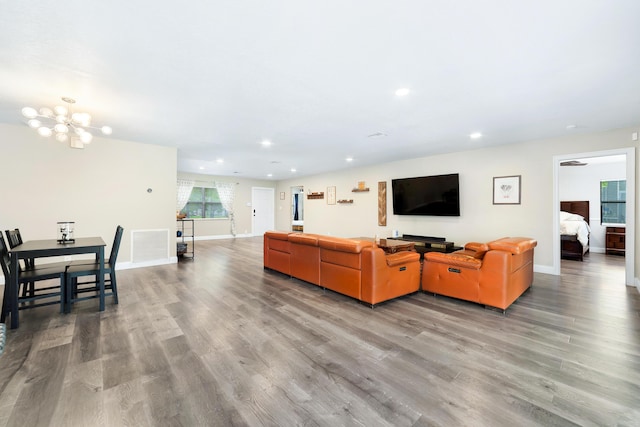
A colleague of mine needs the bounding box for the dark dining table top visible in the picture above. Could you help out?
[10,237,106,255]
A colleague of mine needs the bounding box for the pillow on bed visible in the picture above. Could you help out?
[560,211,585,222]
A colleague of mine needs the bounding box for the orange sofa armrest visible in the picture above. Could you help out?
[463,242,489,259]
[385,251,420,267]
[424,252,482,270]
[488,237,537,255]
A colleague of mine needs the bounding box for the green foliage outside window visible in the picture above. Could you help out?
[181,187,228,219]
[600,180,625,224]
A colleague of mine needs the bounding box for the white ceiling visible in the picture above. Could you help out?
[1,1,639,180]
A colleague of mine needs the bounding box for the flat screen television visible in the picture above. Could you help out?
[392,173,460,216]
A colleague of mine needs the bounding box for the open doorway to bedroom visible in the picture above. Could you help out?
[291,186,304,232]
[554,147,635,286]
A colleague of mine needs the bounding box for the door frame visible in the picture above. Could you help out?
[552,147,635,286]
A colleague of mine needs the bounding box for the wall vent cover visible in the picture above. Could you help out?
[131,229,170,263]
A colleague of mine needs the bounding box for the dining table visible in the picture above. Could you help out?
[6,237,106,329]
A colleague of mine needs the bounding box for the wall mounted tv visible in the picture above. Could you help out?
[392,173,460,216]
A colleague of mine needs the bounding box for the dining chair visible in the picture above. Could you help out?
[0,233,67,323]
[5,229,70,298]
[4,229,30,297]
[65,225,123,312]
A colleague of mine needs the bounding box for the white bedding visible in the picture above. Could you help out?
[560,211,590,246]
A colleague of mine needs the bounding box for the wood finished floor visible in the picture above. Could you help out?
[0,238,638,426]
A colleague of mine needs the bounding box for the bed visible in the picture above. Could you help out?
[560,200,591,261]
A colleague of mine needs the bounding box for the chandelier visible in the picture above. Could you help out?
[22,97,112,149]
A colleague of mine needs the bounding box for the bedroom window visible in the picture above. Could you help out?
[600,180,626,224]
[180,187,229,219]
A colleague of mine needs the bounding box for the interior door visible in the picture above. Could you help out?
[252,187,275,236]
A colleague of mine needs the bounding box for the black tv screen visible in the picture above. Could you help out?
[392,173,460,216]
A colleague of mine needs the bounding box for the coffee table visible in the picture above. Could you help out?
[355,237,415,254]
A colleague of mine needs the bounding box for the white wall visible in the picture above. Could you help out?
[0,124,176,271]
[559,159,626,251]
[275,126,639,273]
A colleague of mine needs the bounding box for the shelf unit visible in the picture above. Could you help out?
[605,226,625,256]
[177,219,194,260]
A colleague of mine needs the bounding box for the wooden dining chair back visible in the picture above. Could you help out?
[4,229,30,268]
[65,225,123,311]
[0,233,67,323]
[5,229,23,248]
[5,229,31,296]
[5,228,71,298]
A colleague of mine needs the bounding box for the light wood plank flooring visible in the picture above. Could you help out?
[0,238,638,426]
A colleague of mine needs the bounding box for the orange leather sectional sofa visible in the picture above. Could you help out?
[422,237,537,310]
[265,232,537,311]
[264,231,421,306]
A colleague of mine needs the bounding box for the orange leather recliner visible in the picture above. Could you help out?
[263,230,291,275]
[318,236,421,306]
[422,237,537,310]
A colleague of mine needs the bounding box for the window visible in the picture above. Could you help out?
[600,180,626,224]
[180,187,228,219]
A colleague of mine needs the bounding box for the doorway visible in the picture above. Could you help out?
[553,147,635,286]
[291,186,304,232]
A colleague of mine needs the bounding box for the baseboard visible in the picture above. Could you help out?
[534,264,555,275]
[117,257,178,270]
[589,247,606,254]
[190,233,254,241]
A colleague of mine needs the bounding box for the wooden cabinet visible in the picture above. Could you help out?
[605,226,625,256]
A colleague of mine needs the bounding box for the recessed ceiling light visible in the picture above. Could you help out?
[216,158,224,163]
[199,166,205,170]
[470,132,482,139]
[261,140,272,147]
[290,168,296,173]
[346,157,353,162]
[566,124,577,130]
[267,173,273,177]
[395,88,410,97]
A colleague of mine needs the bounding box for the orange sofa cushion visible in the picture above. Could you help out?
[425,252,482,270]
[289,233,321,285]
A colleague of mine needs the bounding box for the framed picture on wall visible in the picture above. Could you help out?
[493,175,521,205]
[327,186,336,205]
